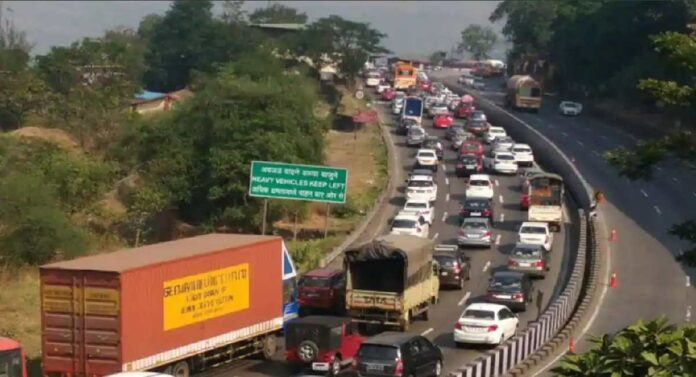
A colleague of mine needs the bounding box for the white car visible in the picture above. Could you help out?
[392,102,403,115]
[406,174,438,202]
[365,72,381,87]
[454,303,519,346]
[402,199,435,224]
[376,82,391,94]
[429,103,449,118]
[491,136,515,153]
[465,174,494,200]
[484,126,507,144]
[415,149,439,171]
[390,211,429,238]
[511,143,534,167]
[485,151,518,175]
[518,222,554,251]
[559,101,583,116]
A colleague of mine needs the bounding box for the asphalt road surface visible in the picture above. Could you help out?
[196,85,578,377]
[430,70,696,375]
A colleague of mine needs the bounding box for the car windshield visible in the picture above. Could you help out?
[405,202,427,209]
[418,152,436,158]
[392,219,417,229]
[463,221,487,230]
[513,246,541,257]
[490,276,522,288]
[563,102,579,109]
[409,180,433,187]
[470,121,486,128]
[300,276,331,288]
[409,128,424,136]
[462,309,495,320]
[358,345,398,360]
[469,180,489,187]
[465,200,488,208]
[521,226,547,234]
[434,255,456,267]
[368,72,380,78]
[460,156,477,163]
[462,143,479,150]
[496,154,515,161]
[513,147,531,153]
[0,350,22,377]
[491,129,505,135]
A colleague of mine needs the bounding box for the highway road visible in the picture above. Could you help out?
[199,86,578,377]
[430,70,696,374]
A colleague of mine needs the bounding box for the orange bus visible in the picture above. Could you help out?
[393,62,417,90]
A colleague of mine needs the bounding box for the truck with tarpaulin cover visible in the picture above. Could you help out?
[344,235,439,331]
[527,172,565,231]
[505,75,542,112]
[39,234,291,377]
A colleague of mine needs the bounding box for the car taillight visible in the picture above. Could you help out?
[487,325,499,332]
[483,209,492,216]
[483,231,491,237]
[508,260,517,266]
[460,210,469,216]
[395,358,404,376]
[534,261,545,269]
[453,262,461,274]
[513,293,524,302]
[454,322,463,330]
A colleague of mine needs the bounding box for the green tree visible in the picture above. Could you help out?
[297,15,388,84]
[457,24,498,60]
[0,69,53,130]
[489,1,560,59]
[221,0,247,25]
[249,3,307,24]
[137,14,163,42]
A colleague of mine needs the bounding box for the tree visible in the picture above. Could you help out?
[137,14,163,42]
[0,70,53,130]
[249,3,307,24]
[429,50,447,65]
[297,15,388,83]
[489,1,560,58]
[221,0,247,25]
[551,318,696,376]
[457,25,498,60]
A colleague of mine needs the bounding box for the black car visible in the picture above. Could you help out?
[433,244,471,290]
[445,125,466,141]
[356,332,443,377]
[398,118,419,135]
[467,119,488,136]
[486,271,534,312]
[459,198,494,222]
[422,136,444,160]
[455,154,482,177]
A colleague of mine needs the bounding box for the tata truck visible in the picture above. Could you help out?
[40,234,291,377]
[402,96,424,125]
[505,75,542,112]
[344,235,439,331]
[0,338,27,377]
[528,173,565,232]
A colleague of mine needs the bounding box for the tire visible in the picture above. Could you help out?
[434,360,442,377]
[298,340,319,363]
[172,361,190,377]
[328,356,341,377]
[261,334,278,360]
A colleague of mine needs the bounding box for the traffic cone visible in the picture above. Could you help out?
[569,337,576,354]
[610,229,617,242]
[610,272,618,288]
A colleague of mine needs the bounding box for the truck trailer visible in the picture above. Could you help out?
[505,75,542,112]
[40,234,286,377]
[344,235,439,331]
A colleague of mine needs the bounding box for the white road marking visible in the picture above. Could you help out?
[577,141,584,147]
[687,276,691,287]
[458,291,472,306]
[494,179,500,186]
[640,189,648,198]
[591,150,601,157]
[442,165,447,171]
[445,177,450,185]
[482,260,491,272]
[600,135,609,140]
[498,195,504,203]
[421,328,434,336]
[672,177,679,182]
[561,131,569,137]
[441,212,448,222]
[495,234,501,245]
[656,166,663,171]
[687,306,692,323]
[693,192,696,198]
[445,193,450,202]
[654,205,662,215]
[499,213,505,223]
[432,232,439,240]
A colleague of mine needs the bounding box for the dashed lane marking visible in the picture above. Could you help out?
[495,234,501,246]
[441,212,448,222]
[421,328,434,336]
[600,135,609,140]
[445,177,450,185]
[432,232,439,240]
[482,261,491,272]
[654,205,662,215]
[445,193,450,202]
[687,306,692,323]
[592,150,601,157]
[499,195,504,203]
[458,291,471,306]
[577,141,584,147]
[640,189,648,198]
[687,276,691,287]
[561,132,569,137]
[442,165,447,171]
[500,213,505,223]
[494,179,499,186]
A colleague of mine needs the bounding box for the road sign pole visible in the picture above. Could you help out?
[261,199,269,235]
[293,210,299,242]
[324,203,331,238]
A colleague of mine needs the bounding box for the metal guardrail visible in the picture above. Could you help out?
[445,84,598,377]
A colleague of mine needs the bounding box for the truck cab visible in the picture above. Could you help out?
[0,338,26,377]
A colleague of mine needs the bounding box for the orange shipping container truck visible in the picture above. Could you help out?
[40,234,284,377]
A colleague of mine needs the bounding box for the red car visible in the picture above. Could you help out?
[520,194,530,210]
[457,104,475,119]
[433,113,454,129]
[419,80,432,91]
[381,88,396,101]
[298,268,346,315]
[286,316,364,376]
[459,140,484,157]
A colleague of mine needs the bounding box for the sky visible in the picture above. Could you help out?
[2,1,507,59]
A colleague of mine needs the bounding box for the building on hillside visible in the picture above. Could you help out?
[131,89,193,115]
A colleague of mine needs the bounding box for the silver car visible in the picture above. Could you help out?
[507,243,550,278]
[457,217,492,248]
[407,126,426,147]
[492,136,515,152]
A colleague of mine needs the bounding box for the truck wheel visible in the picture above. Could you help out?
[298,340,319,363]
[329,356,342,376]
[172,361,190,377]
[261,334,278,360]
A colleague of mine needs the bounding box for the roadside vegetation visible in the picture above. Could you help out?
[0,0,388,359]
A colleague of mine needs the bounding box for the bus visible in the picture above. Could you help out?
[527,173,564,231]
[506,75,543,112]
[282,241,299,329]
[402,96,424,125]
[393,62,417,90]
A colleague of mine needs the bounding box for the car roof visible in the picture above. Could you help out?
[417,149,437,154]
[304,267,342,278]
[462,217,489,223]
[469,174,491,180]
[409,175,433,181]
[288,316,351,328]
[521,221,549,227]
[394,212,422,220]
[513,143,531,148]
[463,303,508,312]
[514,243,545,250]
[492,271,525,279]
[363,331,417,347]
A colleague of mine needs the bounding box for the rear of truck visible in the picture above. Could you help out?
[344,235,438,331]
[40,234,284,377]
[528,174,564,231]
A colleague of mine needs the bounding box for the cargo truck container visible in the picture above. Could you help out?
[505,75,542,112]
[40,234,286,377]
[0,337,27,377]
[527,173,565,231]
[344,235,439,331]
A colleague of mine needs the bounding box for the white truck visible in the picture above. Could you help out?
[527,172,564,231]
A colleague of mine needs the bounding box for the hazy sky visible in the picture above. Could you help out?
[3,1,505,58]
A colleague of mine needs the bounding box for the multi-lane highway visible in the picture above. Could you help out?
[431,70,696,374]
[199,86,578,377]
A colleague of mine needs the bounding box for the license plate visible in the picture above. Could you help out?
[496,295,512,299]
[366,364,384,372]
[519,263,531,267]
[312,362,330,372]
[465,326,485,333]
[441,271,448,276]
[471,212,481,216]
[466,165,475,169]
[469,234,481,238]
[306,293,319,297]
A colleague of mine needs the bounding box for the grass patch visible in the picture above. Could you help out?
[0,269,41,359]
[287,236,344,273]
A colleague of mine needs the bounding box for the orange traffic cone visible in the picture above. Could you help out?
[610,229,617,242]
[610,272,618,288]
[569,337,576,354]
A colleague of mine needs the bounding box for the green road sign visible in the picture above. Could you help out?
[249,161,348,204]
